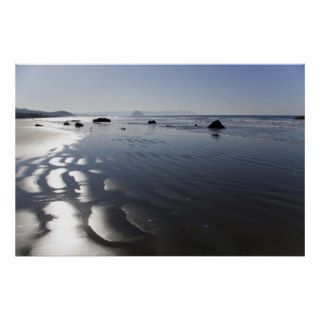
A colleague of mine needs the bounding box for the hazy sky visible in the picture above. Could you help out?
[16,65,304,115]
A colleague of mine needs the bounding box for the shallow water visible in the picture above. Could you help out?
[15,116,304,255]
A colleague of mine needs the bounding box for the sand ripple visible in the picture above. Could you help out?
[69,171,91,202]
[77,158,88,165]
[65,157,74,163]
[46,168,68,189]
[88,205,147,242]
[49,157,66,167]
[18,167,46,193]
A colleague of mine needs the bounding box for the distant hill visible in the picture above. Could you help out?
[131,110,145,117]
[16,108,74,119]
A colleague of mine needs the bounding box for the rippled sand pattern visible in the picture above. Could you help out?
[15,117,304,256]
[18,167,47,193]
[46,168,68,189]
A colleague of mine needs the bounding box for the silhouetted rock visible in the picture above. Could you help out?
[35,124,43,127]
[148,120,156,124]
[195,124,198,127]
[121,127,126,130]
[63,121,70,126]
[131,111,144,117]
[294,115,305,120]
[208,120,225,129]
[75,122,84,128]
[93,118,111,123]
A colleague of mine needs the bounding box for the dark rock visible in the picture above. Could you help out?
[208,120,225,129]
[35,124,43,127]
[93,118,111,123]
[63,121,70,126]
[75,122,84,128]
[195,124,198,127]
[294,115,305,120]
[148,120,156,124]
[121,127,126,130]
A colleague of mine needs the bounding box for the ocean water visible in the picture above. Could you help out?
[16,115,304,255]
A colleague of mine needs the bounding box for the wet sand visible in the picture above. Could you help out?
[16,119,82,161]
[15,117,304,256]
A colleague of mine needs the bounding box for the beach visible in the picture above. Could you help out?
[15,116,305,255]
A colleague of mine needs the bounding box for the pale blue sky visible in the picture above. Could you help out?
[16,65,304,115]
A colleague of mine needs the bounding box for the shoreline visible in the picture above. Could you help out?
[16,119,83,162]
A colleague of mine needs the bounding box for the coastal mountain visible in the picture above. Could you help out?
[131,110,145,117]
[16,108,74,118]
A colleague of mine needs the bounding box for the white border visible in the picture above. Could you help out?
[1,1,319,319]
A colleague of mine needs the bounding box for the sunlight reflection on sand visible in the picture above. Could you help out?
[46,168,68,189]
[69,170,91,202]
[49,157,66,167]
[31,201,118,256]
[18,167,47,193]
[16,120,83,161]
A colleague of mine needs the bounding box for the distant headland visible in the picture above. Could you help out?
[16,108,74,119]
[131,110,145,117]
